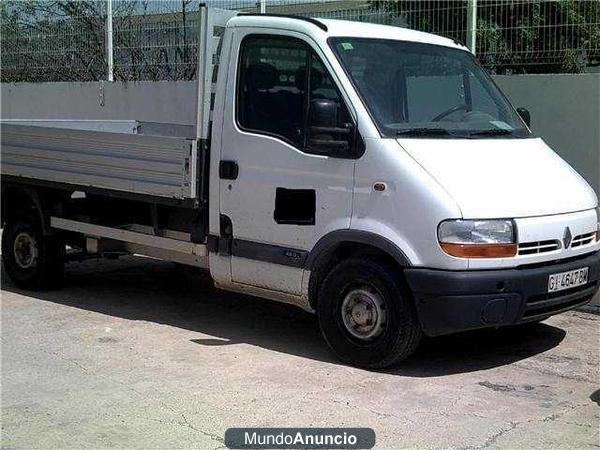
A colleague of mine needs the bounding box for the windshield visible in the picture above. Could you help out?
[330,38,531,139]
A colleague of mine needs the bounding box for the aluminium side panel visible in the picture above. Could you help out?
[1,120,140,134]
[1,124,195,199]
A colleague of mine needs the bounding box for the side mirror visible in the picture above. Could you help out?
[307,99,353,156]
[517,107,531,127]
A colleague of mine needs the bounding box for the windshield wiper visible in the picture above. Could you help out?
[396,128,452,137]
[468,129,514,137]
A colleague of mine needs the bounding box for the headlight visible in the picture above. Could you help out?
[438,219,517,258]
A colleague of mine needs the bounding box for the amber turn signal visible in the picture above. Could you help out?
[441,243,518,258]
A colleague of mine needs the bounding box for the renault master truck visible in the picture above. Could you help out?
[2,8,599,368]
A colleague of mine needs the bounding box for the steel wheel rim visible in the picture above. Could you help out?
[13,232,38,269]
[341,287,387,340]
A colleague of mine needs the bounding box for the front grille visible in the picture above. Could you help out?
[571,231,596,248]
[518,239,560,255]
[517,251,597,270]
[522,281,597,318]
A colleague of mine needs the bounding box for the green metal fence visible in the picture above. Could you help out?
[1,0,598,82]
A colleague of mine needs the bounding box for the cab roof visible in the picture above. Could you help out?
[228,14,466,51]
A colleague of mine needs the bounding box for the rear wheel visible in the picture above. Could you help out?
[2,215,64,290]
[317,257,422,369]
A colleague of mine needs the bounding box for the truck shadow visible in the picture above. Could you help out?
[1,255,566,377]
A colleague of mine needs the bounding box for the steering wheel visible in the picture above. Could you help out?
[432,104,469,122]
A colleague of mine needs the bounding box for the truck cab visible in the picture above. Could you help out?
[2,12,599,369]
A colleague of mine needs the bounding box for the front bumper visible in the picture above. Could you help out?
[405,251,600,337]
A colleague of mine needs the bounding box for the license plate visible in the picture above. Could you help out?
[548,267,588,293]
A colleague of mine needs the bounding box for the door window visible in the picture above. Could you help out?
[237,35,352,153]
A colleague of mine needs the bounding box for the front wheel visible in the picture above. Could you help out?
[317,257,422,369]
[2,215,64,290]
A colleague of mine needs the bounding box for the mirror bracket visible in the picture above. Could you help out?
[517,107,531,127]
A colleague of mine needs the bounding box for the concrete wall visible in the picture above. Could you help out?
[1,81,197,125]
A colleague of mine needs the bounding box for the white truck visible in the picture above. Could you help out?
[2,8,599,369]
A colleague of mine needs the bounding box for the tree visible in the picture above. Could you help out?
[369,0,600,74]
[1,1,107,81]
[0,0,198,82]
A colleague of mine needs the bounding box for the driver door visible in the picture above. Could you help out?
[218,30,356,295]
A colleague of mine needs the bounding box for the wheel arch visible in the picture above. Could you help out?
[305,230,413,309]
[1,183,58,234]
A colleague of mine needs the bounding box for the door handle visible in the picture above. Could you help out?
[219,160,239,180]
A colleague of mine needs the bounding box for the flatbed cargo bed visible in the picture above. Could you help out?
[1,123,197,200]
[1,6,236,204]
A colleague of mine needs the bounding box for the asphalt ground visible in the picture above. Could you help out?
[2,255,599,449]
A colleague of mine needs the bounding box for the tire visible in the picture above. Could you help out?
[317,257,422,369]
[2,214,64,290]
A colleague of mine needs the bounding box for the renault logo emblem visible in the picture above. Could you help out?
[563,227,572,248]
